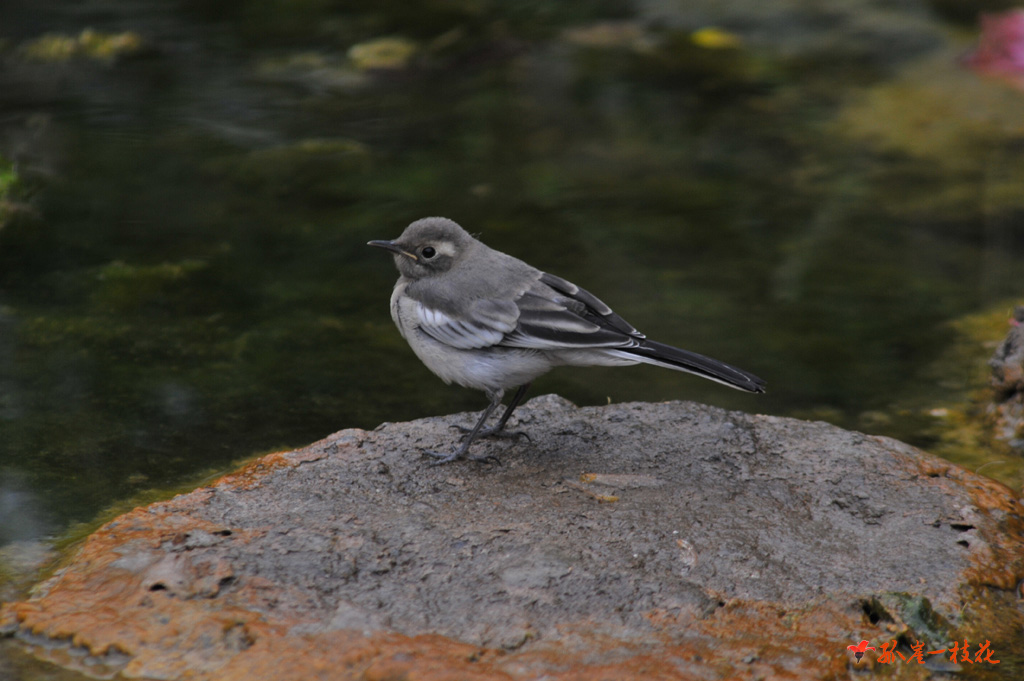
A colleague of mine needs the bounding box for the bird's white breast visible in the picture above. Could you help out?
[390,283,552,391]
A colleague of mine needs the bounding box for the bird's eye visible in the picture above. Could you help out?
[421,246,436,259]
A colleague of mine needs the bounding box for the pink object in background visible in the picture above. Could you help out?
[963,10,1024,89]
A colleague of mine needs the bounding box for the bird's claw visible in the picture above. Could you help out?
[423,449,462,466]
[422,448,501,466]
[449,424,529,441]
[467,453,502,465]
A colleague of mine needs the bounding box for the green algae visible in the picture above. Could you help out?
[860,590,1022,680]
[348,37,419,70]
[20,30,146,63]
[0,157,17,203]
[836,46,1024,220]
[0,155,28,230]
[873,302,1024,493]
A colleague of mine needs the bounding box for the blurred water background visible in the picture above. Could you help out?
[1,0,1023,581]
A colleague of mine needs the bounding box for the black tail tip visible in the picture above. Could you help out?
[740,379,767,394]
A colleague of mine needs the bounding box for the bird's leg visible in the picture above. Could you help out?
[451,382,532,440]
[484,382,531,436]
[425,389,504,465]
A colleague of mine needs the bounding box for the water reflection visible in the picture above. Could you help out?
[0,471,52,546]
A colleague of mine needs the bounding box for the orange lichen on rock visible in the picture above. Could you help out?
[212,445,329,491]
[874,433,1024,592]
[1,500,270,677]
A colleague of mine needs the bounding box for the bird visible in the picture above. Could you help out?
[369,217,765,464]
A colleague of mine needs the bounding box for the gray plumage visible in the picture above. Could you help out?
[369,217,765,464]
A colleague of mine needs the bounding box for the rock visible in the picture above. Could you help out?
[2,396,1023,679]
[990,305,1024,451]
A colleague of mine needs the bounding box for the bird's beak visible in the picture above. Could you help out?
[367,240,418,261]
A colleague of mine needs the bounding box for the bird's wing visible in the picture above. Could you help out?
[407,272,642,352]
[411,297,519,349]
[499,272,644,350]
[501,274,766,393]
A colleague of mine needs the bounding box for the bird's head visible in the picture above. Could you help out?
[368,217,476,281]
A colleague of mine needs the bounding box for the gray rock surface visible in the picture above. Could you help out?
[184,395,990,645]
[5,395,1023,680]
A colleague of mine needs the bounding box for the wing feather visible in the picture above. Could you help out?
[408,272,643,352]
[499,276,643,350]
[414,302,509,349]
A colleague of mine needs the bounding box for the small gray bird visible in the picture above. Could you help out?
[369,217,765,464]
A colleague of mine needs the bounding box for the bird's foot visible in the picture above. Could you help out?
[450,424,530,441]
[422,448,502,466]
[422,449,463,466]
[467,452,502,465]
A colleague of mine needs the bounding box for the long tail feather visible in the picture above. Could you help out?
[617,340,766,393]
